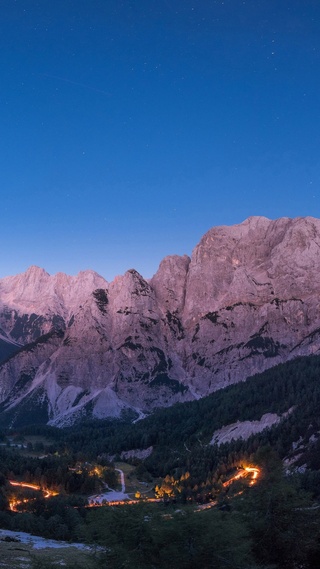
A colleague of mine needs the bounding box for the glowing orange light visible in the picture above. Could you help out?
[8,480,58,511]
[244,467,260,484]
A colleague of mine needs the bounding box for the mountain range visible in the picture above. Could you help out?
[1,215,320,427]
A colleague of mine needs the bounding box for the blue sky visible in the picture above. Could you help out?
[1,0,319,280]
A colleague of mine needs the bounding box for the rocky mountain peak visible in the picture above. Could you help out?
[183,216,320,317]
[0,266,107,318]
[2,216,320,427]
[24,265,50,279]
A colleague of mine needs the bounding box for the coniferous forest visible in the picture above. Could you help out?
[1,355,320,567]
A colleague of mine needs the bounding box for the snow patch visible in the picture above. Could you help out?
[0,528,92,550]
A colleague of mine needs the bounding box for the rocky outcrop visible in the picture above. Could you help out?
[1,216,320,426]
[210,413,285,446]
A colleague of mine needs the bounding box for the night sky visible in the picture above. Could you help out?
[1,0,319,280]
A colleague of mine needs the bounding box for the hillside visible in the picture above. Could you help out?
[1,216,320,426]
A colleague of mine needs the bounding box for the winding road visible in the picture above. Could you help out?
[223,466,260,488]
[9,466,261,511]
[88,468,129,504]
[196,467,260,511]
[8,480,58,511]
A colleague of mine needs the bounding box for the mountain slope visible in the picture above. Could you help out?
[1,216,320,426]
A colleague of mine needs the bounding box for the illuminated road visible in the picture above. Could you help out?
[8,480,58,511]
[9,480,57,498]
[8,466,260,513]
[223,467,260,488]
[196,466,260,511]
[88,466,261,510]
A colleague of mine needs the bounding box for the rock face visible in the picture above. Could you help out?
[1,216,320,426]
[210,413,284,446]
